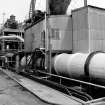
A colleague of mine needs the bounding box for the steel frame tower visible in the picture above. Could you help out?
[29,0,36,18]
[84,0,87,6]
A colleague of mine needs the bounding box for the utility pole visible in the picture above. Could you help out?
[45,0,52,74]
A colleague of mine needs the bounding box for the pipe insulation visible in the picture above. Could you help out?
[54,52,105,82]
[20,55,31,66]
[89,52,105,80]
[20,51,105,83]
[54,53,89,78]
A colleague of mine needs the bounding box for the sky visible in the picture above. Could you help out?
[0,0,105,25]
[0,0,31,25]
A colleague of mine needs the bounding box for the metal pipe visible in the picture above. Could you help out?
[44,0,49,71]
[36,70,105,90]
[44,12,48,70]
[85,97,105,104]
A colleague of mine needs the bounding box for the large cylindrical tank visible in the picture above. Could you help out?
[54,52,105,82]
[89,53,105,81]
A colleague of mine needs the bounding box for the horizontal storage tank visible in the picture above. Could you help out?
[89,53,105,81]
[54,52,105,83]
[54,53,89,78]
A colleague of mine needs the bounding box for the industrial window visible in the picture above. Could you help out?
[51,29,60,40]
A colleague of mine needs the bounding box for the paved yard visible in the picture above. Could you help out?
[0,70,50,105]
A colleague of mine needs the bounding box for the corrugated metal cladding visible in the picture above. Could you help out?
[25,15,73,52]
[72,6,105,53]
[88,7,105,52]
[25,5,105,53]
[48,16,72,50]
[25,21,45,52]
[72,7,89,53]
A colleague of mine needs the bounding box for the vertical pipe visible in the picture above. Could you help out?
[46,0,50,14]
[2,12,5,52]
[44,12,48,71]
[48,34,52,74]
[46,0,52,74]
[16,55,19,73]
[2,31,5,52]
[71,14,74,53]
[45,0,50,71]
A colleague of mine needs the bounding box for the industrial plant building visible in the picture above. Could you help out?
[25,5,105,53]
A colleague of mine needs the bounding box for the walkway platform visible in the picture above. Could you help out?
[1,68,84,105]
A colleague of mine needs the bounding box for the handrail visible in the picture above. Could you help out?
[35,70,105,89]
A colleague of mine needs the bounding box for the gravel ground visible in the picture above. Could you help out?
[0,70,50,105]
